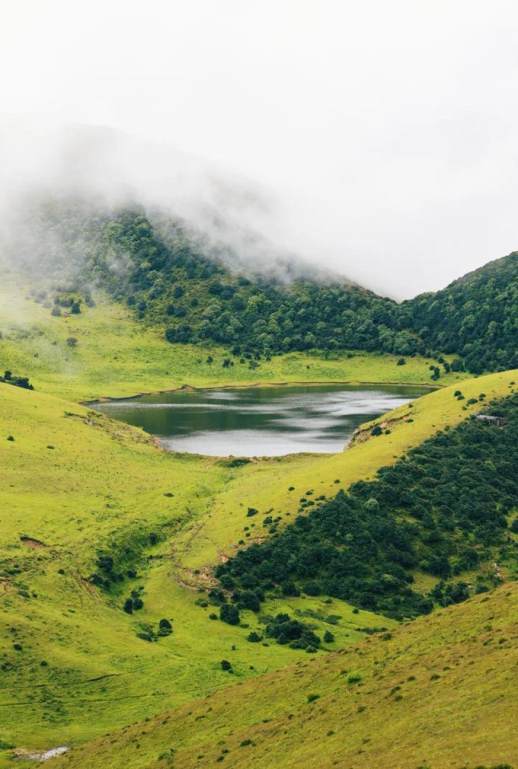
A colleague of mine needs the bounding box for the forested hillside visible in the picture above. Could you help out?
[403,253,518,373]
[14,201,518,372]
[215,392,518,631]
[83,210,419,357]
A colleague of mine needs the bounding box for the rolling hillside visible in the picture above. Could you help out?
[49,583,518,769]
[0,275,462,402]
[1,232,517,767]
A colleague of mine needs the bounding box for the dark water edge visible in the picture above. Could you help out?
[92,383,428,457]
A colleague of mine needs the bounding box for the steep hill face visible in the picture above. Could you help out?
[403,253,518,373]
[51,583,518,769]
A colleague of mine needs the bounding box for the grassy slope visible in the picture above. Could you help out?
[0,384,389,755]
[0,276,464,402]
[175,369,518,573]
[50,583,518,769]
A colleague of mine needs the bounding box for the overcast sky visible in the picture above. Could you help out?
[2,0,518,297]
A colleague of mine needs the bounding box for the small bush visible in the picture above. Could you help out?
[0,740,15,750]
[136,625,157,642]
[158,618,173,636]
[123,598,134,614]
[220,603,240,625]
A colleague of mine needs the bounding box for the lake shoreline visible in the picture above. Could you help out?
[91,382,428,458]
[85,378,438,406]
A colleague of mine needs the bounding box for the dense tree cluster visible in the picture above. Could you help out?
[264,613,321,651]
[90,211,517,372]
[215,394,518,620]
[401,254,518,373]
[20,201,518,373]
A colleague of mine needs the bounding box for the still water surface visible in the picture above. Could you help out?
[94,383,427,457]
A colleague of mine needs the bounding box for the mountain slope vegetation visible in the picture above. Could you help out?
[10,199,518,372]
[1,363,515,758]
[404,252,518,373]
[217,393,518,625]
[50,583,518,769]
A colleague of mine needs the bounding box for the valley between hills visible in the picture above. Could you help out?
[0,230,517,769]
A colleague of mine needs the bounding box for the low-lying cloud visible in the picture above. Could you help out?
[2,0,518,296]
[0,122,345,288]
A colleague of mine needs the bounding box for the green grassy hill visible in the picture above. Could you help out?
[0,380,399,754]
[49,583,518,769]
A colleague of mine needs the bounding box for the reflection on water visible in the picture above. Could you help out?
[93,383,427,457]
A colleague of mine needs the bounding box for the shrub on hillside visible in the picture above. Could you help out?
[219,603,240,625]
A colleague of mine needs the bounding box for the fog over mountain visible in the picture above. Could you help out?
[0,123,344,287]
[2,1,518,296]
